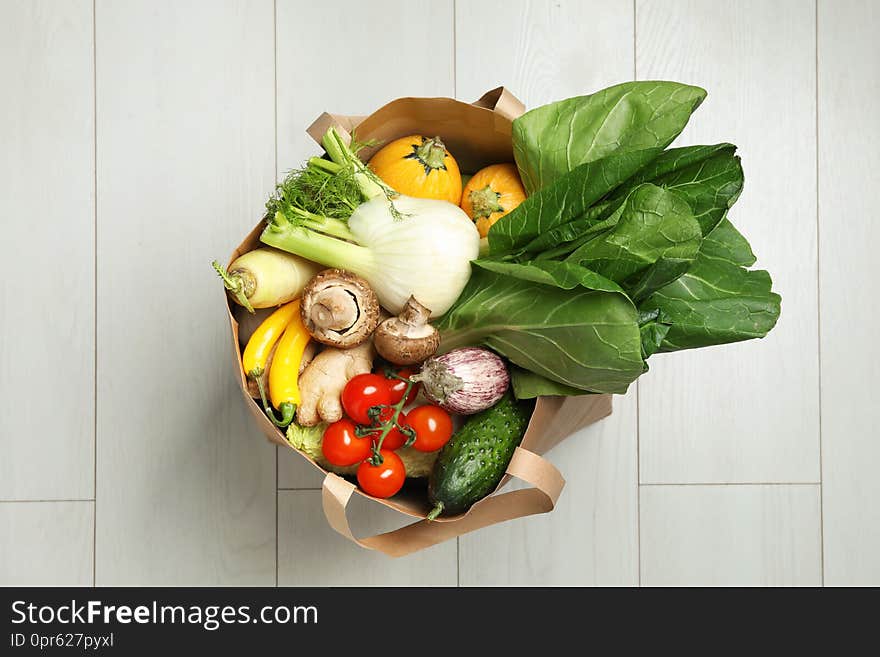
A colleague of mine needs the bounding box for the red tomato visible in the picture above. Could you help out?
[342,373,392,425]
[357,450,406,498]
[408,405,454,452]
[385,368,420,406]
[321,419,372,466]
[365,408,409,451]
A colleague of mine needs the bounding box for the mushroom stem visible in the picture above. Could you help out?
[398,296,432,328]
[300,269,381,348]
[308,287,360,332]
[373,296,441,366]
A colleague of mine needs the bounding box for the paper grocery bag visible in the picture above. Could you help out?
[225,87,612,557]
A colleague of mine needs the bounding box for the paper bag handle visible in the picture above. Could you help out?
[471,86,526,122]
[321,446,564,558]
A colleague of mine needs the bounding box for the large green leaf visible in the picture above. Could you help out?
[487,148,663,256]
[512,81,707,194]
[566,184,703,297]
[626,258,693,304]
[472,259,627,294]
[699,216,756,266]
[520,201,615,257]
[640,218,781,351]
[610,143,744,235]
[509,366,588,399]
[616,143,734,181]
[638,308,672,359]
[517,146,737,261]
[436,268,645,394]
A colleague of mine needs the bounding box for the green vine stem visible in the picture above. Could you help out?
[365,379,416,465]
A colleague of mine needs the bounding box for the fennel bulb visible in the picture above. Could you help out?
[261,195,480,317]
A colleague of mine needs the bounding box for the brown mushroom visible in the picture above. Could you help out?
[373,296,440,365]
[300,269,380,348]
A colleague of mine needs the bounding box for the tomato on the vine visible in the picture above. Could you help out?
[342,373,392,425]
[385,368,420,406]
[357,450,406,498]
[365,408,409,451]
[321,419,372,466]
[407,405,454,452]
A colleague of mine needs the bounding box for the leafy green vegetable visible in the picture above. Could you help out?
[522,202,616,257]
[472,259,627,294]
[639,218,781,351]
[512,81,707,194]
[487,147,663,256]
[615,143,734,182]
[565,184,703,295]
[496,145,738,262]
[625,257,693,304]
[638,308,672,359]
[436,267,644,394]
[436,82,780,398]
[699,217,757,266]
[528,201,626,261]
[609,143,744,235]
[509,366,587,399]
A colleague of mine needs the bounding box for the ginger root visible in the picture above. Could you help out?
[298,340,319,375]
[296,339,375,426]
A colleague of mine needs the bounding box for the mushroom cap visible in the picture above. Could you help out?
[300,269,381,348]
[373,296,440,365]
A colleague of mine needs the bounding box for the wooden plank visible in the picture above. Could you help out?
[454,0,634,106]
[276,0,455,488]
[275,0,454,167]
[94,0,277,585]
[455,0,637,585]
[459,392,638,586]
[277,490,457,585]
[0,502,93,585]
[818,0,880,585]
[636,0,819,483]
[640,485,822,586]
[0,0,94,500]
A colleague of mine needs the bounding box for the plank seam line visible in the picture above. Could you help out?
[814,0,825,587]
[92,0,98,589]
[452,0,457,99]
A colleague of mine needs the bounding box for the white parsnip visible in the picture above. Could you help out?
[213,247,320,312]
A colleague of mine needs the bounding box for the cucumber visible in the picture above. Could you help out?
[427,393,535,519]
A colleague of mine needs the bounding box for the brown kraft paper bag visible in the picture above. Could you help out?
[225,87,613,557]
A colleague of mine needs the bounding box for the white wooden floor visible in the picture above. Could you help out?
[1,0,877,587]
